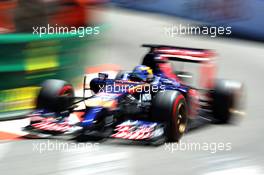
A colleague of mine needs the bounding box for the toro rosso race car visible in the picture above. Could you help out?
[24,44,244,144]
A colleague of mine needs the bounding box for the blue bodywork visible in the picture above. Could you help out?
[81,107,104,127]
[79,71,189,130]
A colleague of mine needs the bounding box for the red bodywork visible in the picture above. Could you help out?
[153,47,217,89]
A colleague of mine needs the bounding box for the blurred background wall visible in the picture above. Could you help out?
[111,0,264,41]
[0,0,104,119]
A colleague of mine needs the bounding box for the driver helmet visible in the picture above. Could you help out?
[131,65,154,82]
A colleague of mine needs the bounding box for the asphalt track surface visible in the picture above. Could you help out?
[1,7,264,175]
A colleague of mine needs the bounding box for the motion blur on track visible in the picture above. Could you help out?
[1,1,263,175]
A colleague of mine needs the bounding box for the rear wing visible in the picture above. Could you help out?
[142,44,215,63]
[142,44,216,89]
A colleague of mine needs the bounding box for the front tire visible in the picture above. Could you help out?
[36,79,74,112]
[152,90,188,142]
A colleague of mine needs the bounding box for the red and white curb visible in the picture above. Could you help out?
[0,118,30,140]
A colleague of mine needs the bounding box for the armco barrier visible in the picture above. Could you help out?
[0,33,93,119]
[112,0,264,40]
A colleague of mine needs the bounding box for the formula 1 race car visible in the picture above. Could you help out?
[24,44,244,144]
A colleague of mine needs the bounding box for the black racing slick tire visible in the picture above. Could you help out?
[212,79,244,123]
[36,79,74,112]
[151,90,188,142]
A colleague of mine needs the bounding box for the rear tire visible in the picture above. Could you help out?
[151,90,188,142]
[212,79,243,123]
[36,79,74,112]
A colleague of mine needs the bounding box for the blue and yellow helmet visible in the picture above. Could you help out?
[132,65,153,82]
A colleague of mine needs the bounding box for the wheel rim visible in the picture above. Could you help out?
[59,85,73,96]
[177,103,187,134]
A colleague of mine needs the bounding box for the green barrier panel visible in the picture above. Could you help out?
[0,32,99,118]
